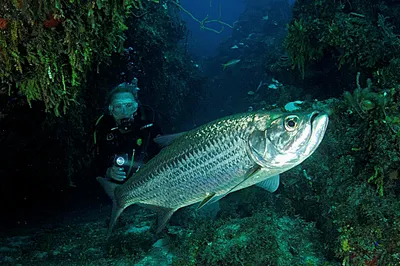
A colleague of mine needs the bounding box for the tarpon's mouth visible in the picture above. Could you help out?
[310,111,320,125]
[310,111,329,134]
[305,111,329,155]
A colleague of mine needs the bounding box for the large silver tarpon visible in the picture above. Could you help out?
[97,110,329,236]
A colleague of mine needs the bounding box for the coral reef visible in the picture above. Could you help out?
[0,0,147,116]
[172,209,328,266]
[285,0,400,87]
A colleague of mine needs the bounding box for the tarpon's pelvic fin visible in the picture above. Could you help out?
[197,192,217,209]
[96,177,125,238]
[225,165,261,195]
[138,203,177,233]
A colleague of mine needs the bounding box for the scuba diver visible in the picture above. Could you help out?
[94,78,163,182]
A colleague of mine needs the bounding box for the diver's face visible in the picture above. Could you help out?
[110,92,138,122]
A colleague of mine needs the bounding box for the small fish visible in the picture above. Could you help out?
[268,84,278,90]
[230,45,239,49]
[284,101,304,112]
[256,80,268,92]
[97,110,329,237]
[222,59,241,70]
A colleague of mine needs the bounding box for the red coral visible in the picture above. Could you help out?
[0,18,8,30]
[43,14,62,28]
[364,256,377,266]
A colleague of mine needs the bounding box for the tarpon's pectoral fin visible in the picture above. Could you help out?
[256,174,280,192]
[154,132,187,147]
[197,192,217,209]
[138,203,177,233]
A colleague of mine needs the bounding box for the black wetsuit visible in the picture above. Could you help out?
[94,109,162,180]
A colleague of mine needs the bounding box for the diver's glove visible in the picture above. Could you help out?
[106,166,127,182]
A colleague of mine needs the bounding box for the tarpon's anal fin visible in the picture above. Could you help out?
[154,132,187,147]
[157,208,176,234]
[256,174,280,192]
[96,177,125,238]
[138,203,177,233]
[226,165,261,195]
[197,192,217,209]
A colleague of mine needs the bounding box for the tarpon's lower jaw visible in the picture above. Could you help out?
[311,111,329,138]
[305,111,329,156]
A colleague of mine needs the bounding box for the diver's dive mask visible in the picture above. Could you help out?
[109,97,138,131]
[110,100,138,117]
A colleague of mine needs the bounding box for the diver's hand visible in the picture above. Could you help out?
[106,166,127,182]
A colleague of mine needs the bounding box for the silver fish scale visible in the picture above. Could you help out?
[116,114,258,209]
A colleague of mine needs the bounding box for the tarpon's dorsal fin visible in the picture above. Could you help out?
[256,174,280,192]
[154,132,187,147]
[197,192,217,209]
[226,165,261,195]
[138,203,177,233]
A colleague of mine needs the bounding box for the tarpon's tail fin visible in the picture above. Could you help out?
[107,201,125,238]
[221,63,227,71]
[96,177,125,238]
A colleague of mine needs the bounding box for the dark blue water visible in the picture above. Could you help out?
[180,0,246,57]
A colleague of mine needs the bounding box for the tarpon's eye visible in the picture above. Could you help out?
[284,115,299,132]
